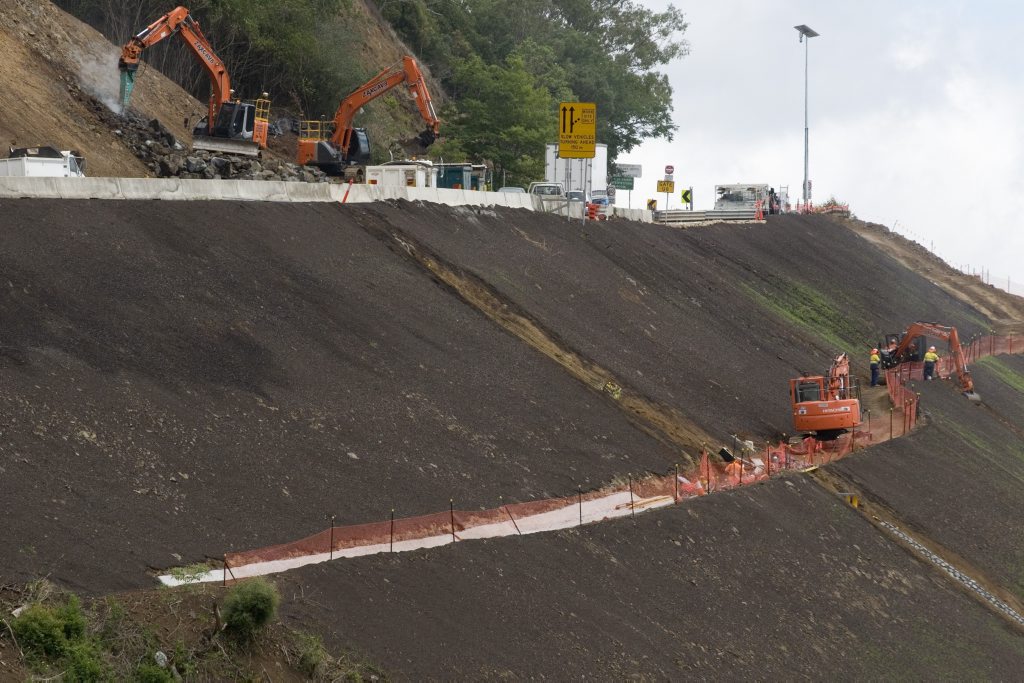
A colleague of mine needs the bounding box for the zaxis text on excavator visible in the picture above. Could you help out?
[878,321,980,401]
[297,56,440,180]
[118,5,269,157]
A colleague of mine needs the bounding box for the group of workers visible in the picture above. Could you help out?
[869,342,940,387]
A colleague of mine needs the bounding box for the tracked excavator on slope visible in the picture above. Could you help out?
[297,56,440,180]
[879,322,980,401]
[790,352,862,440]
[118,6,269,157]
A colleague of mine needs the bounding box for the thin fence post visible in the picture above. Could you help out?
[867,409,871,434]
[223,555,227,587]
[578,486,583,527]
[449,499,456,543]
[329,515,335,561]
[390,509,395,553]
[890,408,894,440]
[628,475,636,519]
[674,463,680,503]
[765,443,771,477]
[851,424,856,452]
[502,496,522,535]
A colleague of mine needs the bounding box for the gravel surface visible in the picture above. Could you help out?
[0,199,678,591]
[280,474,1024,679]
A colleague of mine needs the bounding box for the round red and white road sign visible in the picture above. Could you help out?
[665,165,674,175]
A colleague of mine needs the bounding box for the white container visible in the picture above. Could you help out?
[365,160,437,188]
[544,143,607,200]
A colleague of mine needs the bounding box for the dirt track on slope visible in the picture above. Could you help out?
[0,199,681,591]
[841,217,1024,332]
[379,205,990,440]
[832,370,1024,602]
[279,474,1024,679]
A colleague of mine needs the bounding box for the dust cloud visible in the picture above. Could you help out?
[76,51,122,113]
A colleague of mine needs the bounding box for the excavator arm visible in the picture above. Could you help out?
[328,56,440,154]
[118,6,231,133]
[892,322,977,398]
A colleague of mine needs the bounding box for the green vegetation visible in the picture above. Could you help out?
[386,0,688,184]
[56,0,687,182]
[222,578,280,643]
[740,279,864,354]
[976,356,1024,394]
[1,579,378,680]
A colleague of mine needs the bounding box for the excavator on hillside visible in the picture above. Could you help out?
[297,56,440,180]
[878,322,980,401]
[790,352,862,440]
[118,6,269,157]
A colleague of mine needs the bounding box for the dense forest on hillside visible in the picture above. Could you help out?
[56,0,687,184]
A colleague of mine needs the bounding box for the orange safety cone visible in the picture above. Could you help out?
[754,199,764,221]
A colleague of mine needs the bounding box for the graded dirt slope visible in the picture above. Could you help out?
[0,0,200,177]
[841,217,1024,332]
[0,199,680,592]
[369,204,991,439]
[279,474,1024,679]
[832,370,1024,602]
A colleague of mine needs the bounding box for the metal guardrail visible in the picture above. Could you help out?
[654,209,757,224]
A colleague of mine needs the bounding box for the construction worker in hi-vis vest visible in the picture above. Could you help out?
[870,348,881,386]
[923,346,939,380]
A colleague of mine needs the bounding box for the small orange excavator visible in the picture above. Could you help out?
[879,321,980,401]
[790,352,862,440]
[297,56,440,180]
[118,6,269,157]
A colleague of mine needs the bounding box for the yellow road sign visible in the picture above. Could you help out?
[559,102,596,158]
[657,180,675,193]
[681,188,692,204]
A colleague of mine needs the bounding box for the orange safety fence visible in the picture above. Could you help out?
[221,336,1023,575]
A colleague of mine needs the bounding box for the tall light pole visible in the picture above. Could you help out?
[794,24,819,205]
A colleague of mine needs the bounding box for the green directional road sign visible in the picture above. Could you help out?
[610,176,634,190]
[681,188,692,204]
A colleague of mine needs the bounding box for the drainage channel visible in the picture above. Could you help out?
[877,520,1024,629]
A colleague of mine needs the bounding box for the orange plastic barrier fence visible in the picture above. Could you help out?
[221,336,1022,574]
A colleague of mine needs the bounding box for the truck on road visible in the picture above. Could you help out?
[544,143,607,202]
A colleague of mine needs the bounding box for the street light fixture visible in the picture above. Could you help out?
[794,24,819,206]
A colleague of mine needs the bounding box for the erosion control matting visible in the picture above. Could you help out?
[372,204,991,438]
[279,474,1024,679]
[832,367,1024,602]
[0,199,680,591]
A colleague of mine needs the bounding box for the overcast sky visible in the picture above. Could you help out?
[620,1,1022,291]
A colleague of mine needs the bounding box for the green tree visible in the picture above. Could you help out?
[438,53,554,186]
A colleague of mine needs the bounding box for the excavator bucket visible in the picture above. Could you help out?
[119,70,136,113]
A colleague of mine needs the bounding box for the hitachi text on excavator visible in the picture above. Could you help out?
[297,56,440,180]
[789,352,862,440]
[118,6,269,157]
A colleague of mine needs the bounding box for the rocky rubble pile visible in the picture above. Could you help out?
[78,88,327,182]
[114,113,328,183]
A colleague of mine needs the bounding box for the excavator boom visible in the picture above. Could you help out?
[118,6,268,155]
[298,55,440,177]
[884,322,979,400]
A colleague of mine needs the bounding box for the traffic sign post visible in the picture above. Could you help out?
[617,164,642,178]
[681,187,693,210]
[657,179,675,210]
[558,102,597,159]
[610,176,634,209]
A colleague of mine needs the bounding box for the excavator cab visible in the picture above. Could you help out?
[191,98,270,157]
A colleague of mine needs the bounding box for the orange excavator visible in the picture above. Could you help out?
[297,56,440,180]
[878,322,979,401]
[118,6,269,157]
[790,352,862,440]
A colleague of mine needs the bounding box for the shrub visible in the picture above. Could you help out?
[65,640,108,682]
[222,579,280,642]
[295,632,327,677]
[135,662,174,683]
[11,595,86,660]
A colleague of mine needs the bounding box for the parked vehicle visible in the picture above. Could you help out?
[497,186,525,193]
[527,181,565,197]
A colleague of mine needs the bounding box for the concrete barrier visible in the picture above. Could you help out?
[0,177,654,224]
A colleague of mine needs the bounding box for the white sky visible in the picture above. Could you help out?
[619,0,1023,288]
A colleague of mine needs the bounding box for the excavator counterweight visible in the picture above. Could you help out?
[790,352,862,440]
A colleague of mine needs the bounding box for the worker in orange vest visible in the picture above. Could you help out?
[924,346,939,380]
[870,348,881,386]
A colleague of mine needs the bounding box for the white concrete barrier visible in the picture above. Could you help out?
[0,177,657,224]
